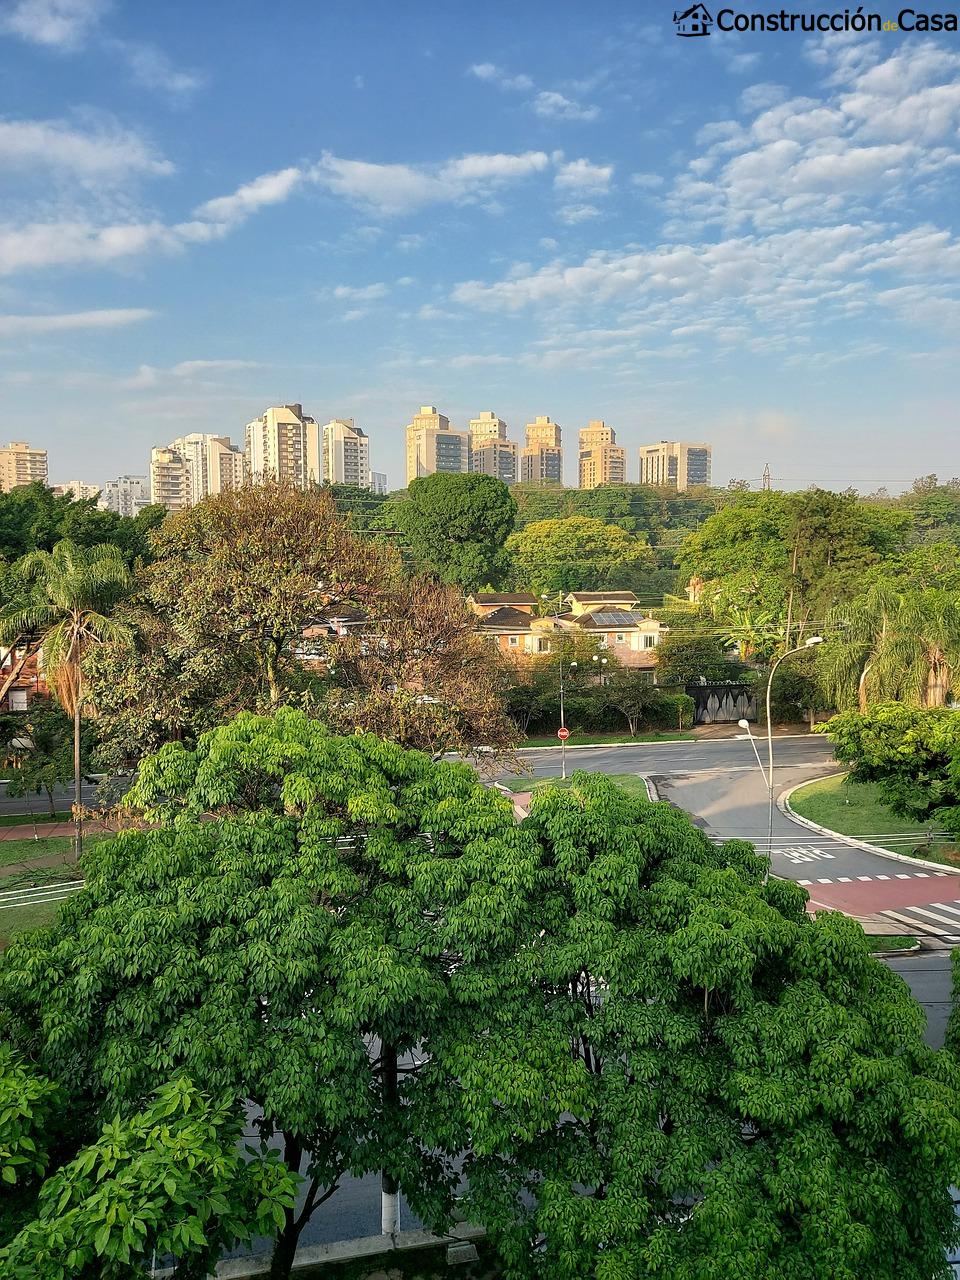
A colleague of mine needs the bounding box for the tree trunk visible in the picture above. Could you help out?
[269,1135,304,1280]
[857,663,872,713]
[0,642,35,708]
[73,671,83,860]
[381,1044,400,1236]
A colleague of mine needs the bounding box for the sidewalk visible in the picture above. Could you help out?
[0,818,114,841]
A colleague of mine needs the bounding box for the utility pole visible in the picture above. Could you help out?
[762,463,771,491]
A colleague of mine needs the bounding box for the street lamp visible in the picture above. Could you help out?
[592,653,609,685]
[559,657,577,780]
[737,635,823,880]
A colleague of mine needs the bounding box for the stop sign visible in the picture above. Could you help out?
[557,727,570,741]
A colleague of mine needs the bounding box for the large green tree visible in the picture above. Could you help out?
[381,472,517,591]
[0,483,163,565]
[457,773,960,1279]
[506,516,656,595]
[0,541,132,854]
[85,482,513,768]
[0,709,550,1277]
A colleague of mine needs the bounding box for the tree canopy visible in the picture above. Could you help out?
[379,472,517,591]
[506,516,656,595]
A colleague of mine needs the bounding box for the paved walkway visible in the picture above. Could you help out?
[0,818,114,841]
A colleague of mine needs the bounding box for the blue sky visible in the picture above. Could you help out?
[1,0,959,491]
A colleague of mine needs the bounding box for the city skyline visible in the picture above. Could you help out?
[1,4,958,491]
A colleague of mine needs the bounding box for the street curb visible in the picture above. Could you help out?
[868,942,923,958]
[511,733,818,755]
[778,773,960,877]
[639,774,660,803]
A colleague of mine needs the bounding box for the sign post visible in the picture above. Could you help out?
[558,725,569,779]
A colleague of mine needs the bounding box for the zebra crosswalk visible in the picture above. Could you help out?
[877,899,960,940]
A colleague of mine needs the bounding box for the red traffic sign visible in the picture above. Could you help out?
[557,727,570,741]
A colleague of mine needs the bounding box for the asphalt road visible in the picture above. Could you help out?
[0,780,104,816]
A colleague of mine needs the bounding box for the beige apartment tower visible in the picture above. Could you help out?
[470,411,517,485]
[405,406,470,484]
[519,416,563,485]
[639,440,712,491]
[578,420,626,490]
[150,446,191,512]
[0,442,47,493]
[245,404,318,487]
[322,418,370,487]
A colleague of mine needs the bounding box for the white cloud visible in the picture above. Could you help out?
[108,39,204,96]
[0,307,153,337]
[557,204,601,224]
[194,167,303,225]
[170,359,259,377]
[332,282,389,300]
[468,62,533,91]
[533,91,600,122]
[310,149,549,215]
[0,217,224,274]
[0,0,106,48]
[554,158,613,193]
[0,114,172,177]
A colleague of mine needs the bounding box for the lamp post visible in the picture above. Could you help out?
[592,653,609,685]
[559,656,577,779]
[737,635,823,880]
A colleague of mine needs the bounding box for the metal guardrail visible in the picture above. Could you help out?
[0,878,84,911]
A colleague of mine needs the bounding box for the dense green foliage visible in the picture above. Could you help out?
[505,516,656,595]
[653,632,745,687]
[2,711,960,1275]
[378,473,517,591]
[458,773,960,1279]
[0,484,163,566]
[824,703,960,835]
[0,700,93,817]
[0,1076,297,1279]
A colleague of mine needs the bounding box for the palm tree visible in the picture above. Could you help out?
[0,541,132,855]
[820,583,960,711]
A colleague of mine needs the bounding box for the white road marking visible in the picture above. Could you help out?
[838,876,852,883]
[877,875,890,881]
[858,876,872,881]
[929,901,960,920]
[898,904,960,929]
[896,874,911,879]
[798,879,811,886]
[916,872,930,878]
[817,877,833,884]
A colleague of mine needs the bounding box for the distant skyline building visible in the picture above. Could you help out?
[322,418,370,487]
[519,416,563,486]
[405,405,470,484]
[368,470,388,495]
[470,411,517,484]
[245,404,318,488]
[150,446,191,512]
[0,441,47,493]
[638,440,713,490]
[170,433,244,503]
[52,480,100,501]
[99,475,151,517]
[578,420,626,489]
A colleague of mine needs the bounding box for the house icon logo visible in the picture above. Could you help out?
[673,2,713,35]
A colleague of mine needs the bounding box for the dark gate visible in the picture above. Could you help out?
[684,682,759,725]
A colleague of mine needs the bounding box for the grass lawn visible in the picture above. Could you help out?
[0,810,71,826]
[0,899,61,946]
[789,773,960,866]
[520,731,695,747]
[499,772,651,799]
[865,935,919,952]
[0,835,77,869]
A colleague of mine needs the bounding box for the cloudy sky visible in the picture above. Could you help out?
[1,0,959,490]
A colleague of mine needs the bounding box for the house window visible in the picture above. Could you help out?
[8,689,27,711]
[615,633,626,643]
[537,639,551,653]
[508,636,519,647]
[643,634,656,648]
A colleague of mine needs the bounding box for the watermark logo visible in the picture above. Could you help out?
[674,2,714,35]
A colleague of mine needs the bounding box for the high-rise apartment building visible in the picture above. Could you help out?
[638,441,712,491]
[519,416,563,485]
[322,419,370,487]
[405,406,470,484]
[470,411,517,485]
[578,420,626,490]
[0,442,47,493]
[99,475,151,518]
[52,481,100,501]
[368,471,388,495]
[245,404,318,487]
[170,434,244,503]
[150,446,191,512]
